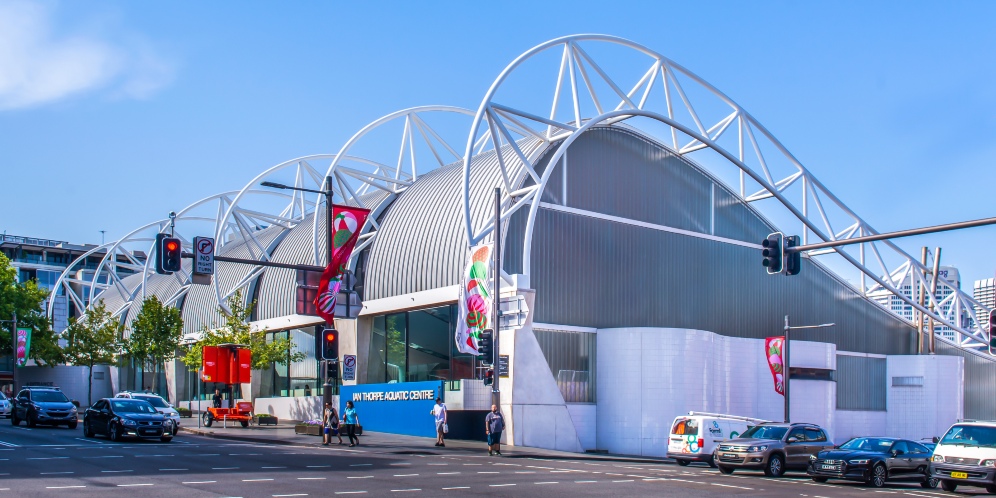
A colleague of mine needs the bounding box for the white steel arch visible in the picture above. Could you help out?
[461,34,992,353]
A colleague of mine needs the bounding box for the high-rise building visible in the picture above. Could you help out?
[868,266,963,342]
[974,278,996,332]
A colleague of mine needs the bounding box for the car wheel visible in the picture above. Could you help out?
[921,477,938,489]
[812,477,829,483]
[240,420,249,428]
[10,412,19,426]
[160,436,173,443]
[83,421,94,438]
[67,420,78,430]
[986,484,996,494]
[940,480,957,492]
[26,411,36,428]
[202,412,213,428]
[676,459,689,467]
[867,463,887,488]
[109,424,121,442]
[718,465,734,475]
[763,454,784,477]
[707,455,717,468]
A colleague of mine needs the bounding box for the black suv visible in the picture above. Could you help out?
[11,387,78,428]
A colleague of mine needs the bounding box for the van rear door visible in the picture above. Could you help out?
[669,417,701,455]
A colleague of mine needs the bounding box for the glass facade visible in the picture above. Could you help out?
[534,329,597,403]
[258,327,326,398]
[367,304,476,387]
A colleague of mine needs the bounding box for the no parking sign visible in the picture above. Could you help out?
[343,354,356,381]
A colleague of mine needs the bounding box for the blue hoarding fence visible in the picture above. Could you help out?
[339,381,444,438]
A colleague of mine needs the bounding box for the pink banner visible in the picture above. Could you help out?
[765,336,785,396]
[314,205,370,324]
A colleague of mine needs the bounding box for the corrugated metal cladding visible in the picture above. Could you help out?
[936,341,996,419]
[515,127,917,357]
[362,137,545,301]
[836,356,886,411]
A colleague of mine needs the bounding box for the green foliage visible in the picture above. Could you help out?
[181,290,305,373]
[62,300,123,405]
[126,295,183,391]
[0,252,63,365]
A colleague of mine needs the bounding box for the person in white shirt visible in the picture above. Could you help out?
[431,397,447,447]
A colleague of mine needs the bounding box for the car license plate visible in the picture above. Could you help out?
[723,453,737,459]
[951,471,968,479]
[821,464,837,470]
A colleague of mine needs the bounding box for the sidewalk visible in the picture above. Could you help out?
[181,422,665,464]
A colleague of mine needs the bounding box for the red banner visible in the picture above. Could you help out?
[765,336,785,396]
[315,204,370,324]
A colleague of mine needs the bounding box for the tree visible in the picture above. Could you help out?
[63,301,122,406]
[0,253,63,366]
[126,295,183,394]
[181,290,305,374]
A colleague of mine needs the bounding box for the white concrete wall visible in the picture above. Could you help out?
[836,410,887,444]
[566,404,597,451]
[886,355,963,440]
[17,364,113,407]
[253,395,334,422]
[596,327,836,457]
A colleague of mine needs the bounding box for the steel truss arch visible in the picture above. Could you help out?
[316,105,476,270]
[461,34,992,353]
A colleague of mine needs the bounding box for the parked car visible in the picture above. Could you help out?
[808,437,937,488]
[667,412,766,467]
[929,421,996,493]
[714,422,834,476]
[11,386,78,428]
[0,392,10,419]
[115,392,181,433]
[83,398,173,442]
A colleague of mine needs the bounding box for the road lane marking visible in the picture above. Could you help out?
[515,471,535,474]
[334,492,367,495]
[442,487,469,490]
[102,470,133,473]
[391,490,421,492]
[437,472,460,475]
[349,464,372,467]
[117,483,154,487]
[274,495,309,497]
[308,465,332,468]
[575,480,597,483]
[243,479,274,482]
[348,476,374,479]
[612,480,634,482]
[159,468,188,471]
[490,484,515,487]
[535,482,559,484]
[712,483,753,490]
[182,481,216,484]
[41,472,74,475]
[298,478,326,480]
[394,474,419,477]
[46,486,85,489]
[212,467,239,470]
[0,441,19,447]
[28,457,68,460]
[262,466,286,469]
[478,471,499,474]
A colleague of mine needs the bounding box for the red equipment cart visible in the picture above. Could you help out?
[201,344,253,428]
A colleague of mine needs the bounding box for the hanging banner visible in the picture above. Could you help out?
[456,244,493,354]
[314,205,371,324]
[15,328,31,367]
[765,336,785,396]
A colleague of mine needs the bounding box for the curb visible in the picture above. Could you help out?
[180,427,670,465]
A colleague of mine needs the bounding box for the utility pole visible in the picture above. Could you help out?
[783,315,834,423]
[491,187,501,409]
[916,248,928,354]
[323,175,335,405]
[927,247,941,355]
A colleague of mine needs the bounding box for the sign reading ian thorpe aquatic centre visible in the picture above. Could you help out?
[350,389,436,402]
[340,381,444,438]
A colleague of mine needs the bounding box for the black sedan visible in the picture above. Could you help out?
[808,437,937,488]
[83,398,173,442]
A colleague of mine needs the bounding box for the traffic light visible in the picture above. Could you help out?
[784,235,801,276]
[326,360,339,381]
[761,232,784,274]
[156,233,183,274]
[479,329,494,365]
[321,328,339,360]
[988,310,996,355]
[483,370,494,386]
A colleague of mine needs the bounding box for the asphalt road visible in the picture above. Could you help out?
[0,421,987,497]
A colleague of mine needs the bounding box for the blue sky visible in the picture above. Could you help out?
[2,1,995,288]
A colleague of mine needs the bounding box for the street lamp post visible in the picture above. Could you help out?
[783,315,834,424]
[261,177,336,405]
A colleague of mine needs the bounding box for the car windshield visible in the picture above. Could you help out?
[32,391,69,403]
[671,418,699,436]
[739,426,788,440]
[135,396,169,408]
[839,438,895,452]
[111,400,157,414]
[941,425,996,448]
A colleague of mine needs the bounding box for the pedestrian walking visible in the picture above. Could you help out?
[322,402,342,445]
[431,397,447,447]
[342,400,360,447]
[485,404,505,456]
[212,388,223,409]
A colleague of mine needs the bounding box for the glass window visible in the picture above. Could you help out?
[407,308,452,383]
[805,428,827,442]
[385,313,406,383]
[787,427,806,441]
[671,418,698,436]
[288,328,318,396]
[909,442,930,454]
[534,329,596,403]
[367,315,388,384]
[367,305,473,387]
[296,270,321,316]
[891,441,909,455]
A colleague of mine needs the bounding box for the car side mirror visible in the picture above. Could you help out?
[71,400,80,408]
[787,437,799,443]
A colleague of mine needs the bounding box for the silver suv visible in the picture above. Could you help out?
[715,422,834,476]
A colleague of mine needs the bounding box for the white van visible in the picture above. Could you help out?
[667,411,767,467]
[929,420,996,493]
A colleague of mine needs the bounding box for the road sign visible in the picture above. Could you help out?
[498,355,509,377]
[193,236,215,275]
[343,354,356,381]
[499,295,529,331]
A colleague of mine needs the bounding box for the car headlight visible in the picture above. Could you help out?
[932,455,945,463]
[983,459,996,467]
[70,407,77,413]
[848,459,870,465]
[120,418,137,427]
[748,445,767,452]
[810,454,818,461]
